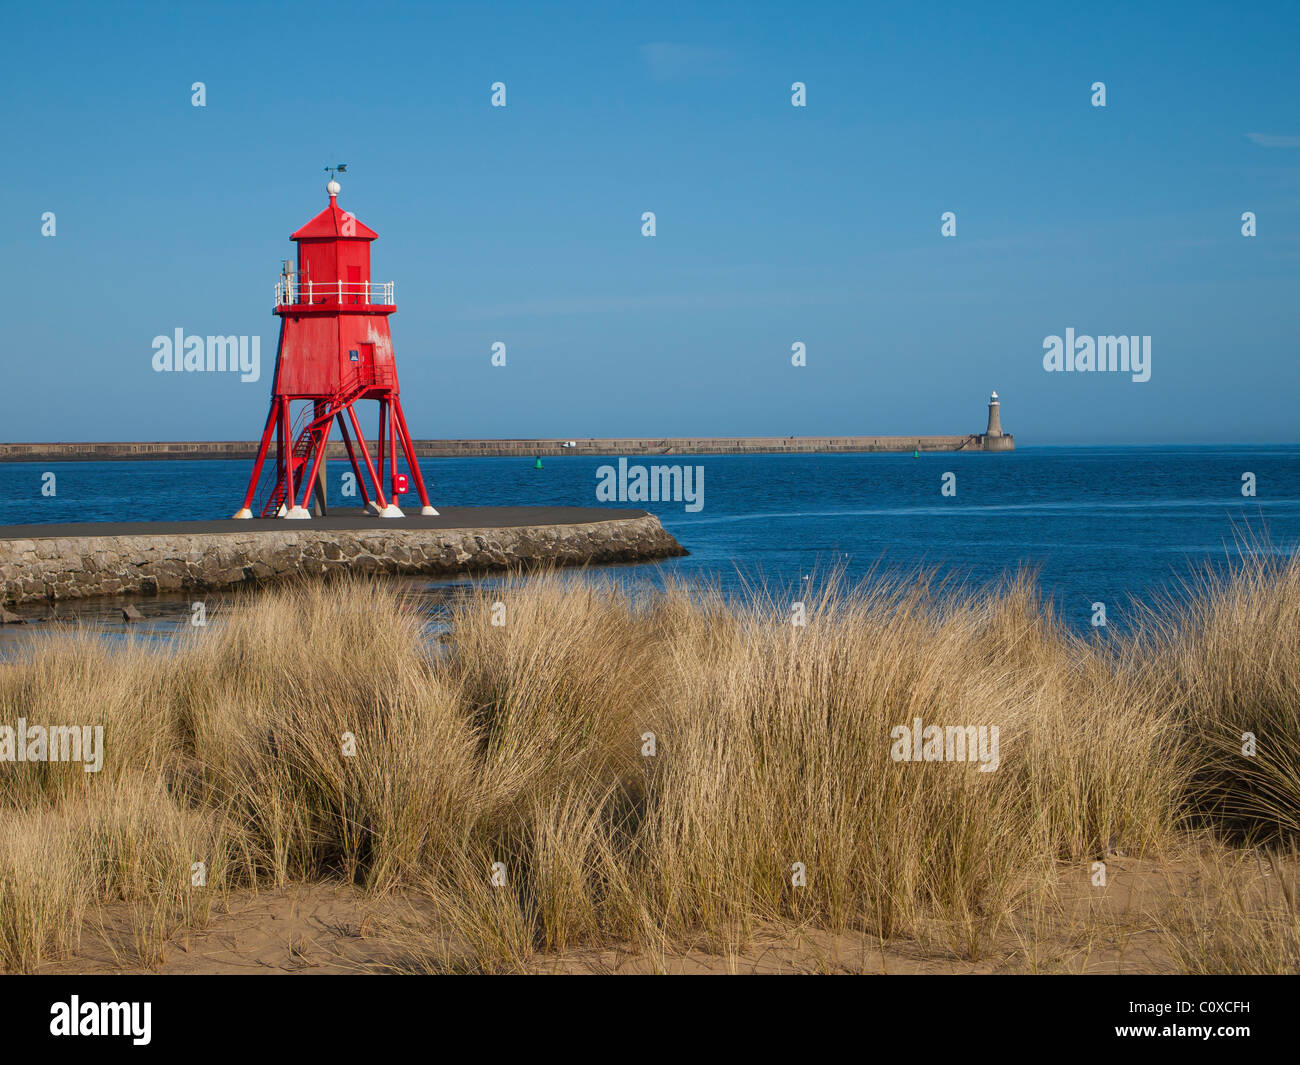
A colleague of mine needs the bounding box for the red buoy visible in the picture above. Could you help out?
[234,175,435,519]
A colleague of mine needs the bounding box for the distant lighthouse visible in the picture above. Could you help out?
[980,391,1014,451]
[986,391,1003,436]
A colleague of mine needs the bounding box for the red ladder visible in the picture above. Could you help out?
[256,371,374,517]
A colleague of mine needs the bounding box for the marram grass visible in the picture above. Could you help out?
[0,554,1297,973]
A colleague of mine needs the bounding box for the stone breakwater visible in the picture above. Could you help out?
[0,432,1012,462]
[0,515,686,605]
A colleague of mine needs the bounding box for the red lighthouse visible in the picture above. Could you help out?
[234,175,436,519]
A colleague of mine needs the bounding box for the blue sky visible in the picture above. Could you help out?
[2,0,1297,444]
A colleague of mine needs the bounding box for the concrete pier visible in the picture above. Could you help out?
[0,433,1012,463]
[0,508,686,606]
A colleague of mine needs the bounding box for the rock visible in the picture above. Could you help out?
[0,608,24,624]
[122,604,145,622]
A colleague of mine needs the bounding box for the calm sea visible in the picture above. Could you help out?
[1,445,1297,637]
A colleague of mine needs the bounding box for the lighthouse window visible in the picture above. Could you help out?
[348,349,359,362]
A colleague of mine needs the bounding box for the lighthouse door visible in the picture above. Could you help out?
[354,342,375,387]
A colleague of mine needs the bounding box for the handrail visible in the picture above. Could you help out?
[274,278,395,306]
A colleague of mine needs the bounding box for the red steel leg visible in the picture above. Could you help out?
[239,399,279,511]
[376,400,388,498]
[388,397,399,498]
[336,413,371,507]
[392,397,432,509]
[280,400,296,514]
[346,404,388,508]
[298,416,332,511]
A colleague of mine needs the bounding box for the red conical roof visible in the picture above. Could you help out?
[291,196,378,241]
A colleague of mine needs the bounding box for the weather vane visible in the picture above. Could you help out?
[324,163,348,180]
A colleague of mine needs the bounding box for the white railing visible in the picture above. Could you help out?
[274,278,395,306]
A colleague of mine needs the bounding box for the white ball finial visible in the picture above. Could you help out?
[327,179,341,197]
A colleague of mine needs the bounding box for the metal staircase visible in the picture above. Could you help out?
[254,369,378,517]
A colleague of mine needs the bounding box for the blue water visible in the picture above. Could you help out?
[2,445,1297,632]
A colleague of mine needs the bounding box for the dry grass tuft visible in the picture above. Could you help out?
[0,554,1296,973]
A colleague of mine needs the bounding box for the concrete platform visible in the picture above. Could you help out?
[0,506,649,540]
[0,507,687,606]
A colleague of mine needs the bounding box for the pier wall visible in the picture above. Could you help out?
[0,433,1011,463]
[0,514,685,605]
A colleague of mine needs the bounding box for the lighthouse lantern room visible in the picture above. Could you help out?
[234,175,436,519]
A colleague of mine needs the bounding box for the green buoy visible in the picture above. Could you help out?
[913,449,919,458]
[534,457,543,469]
